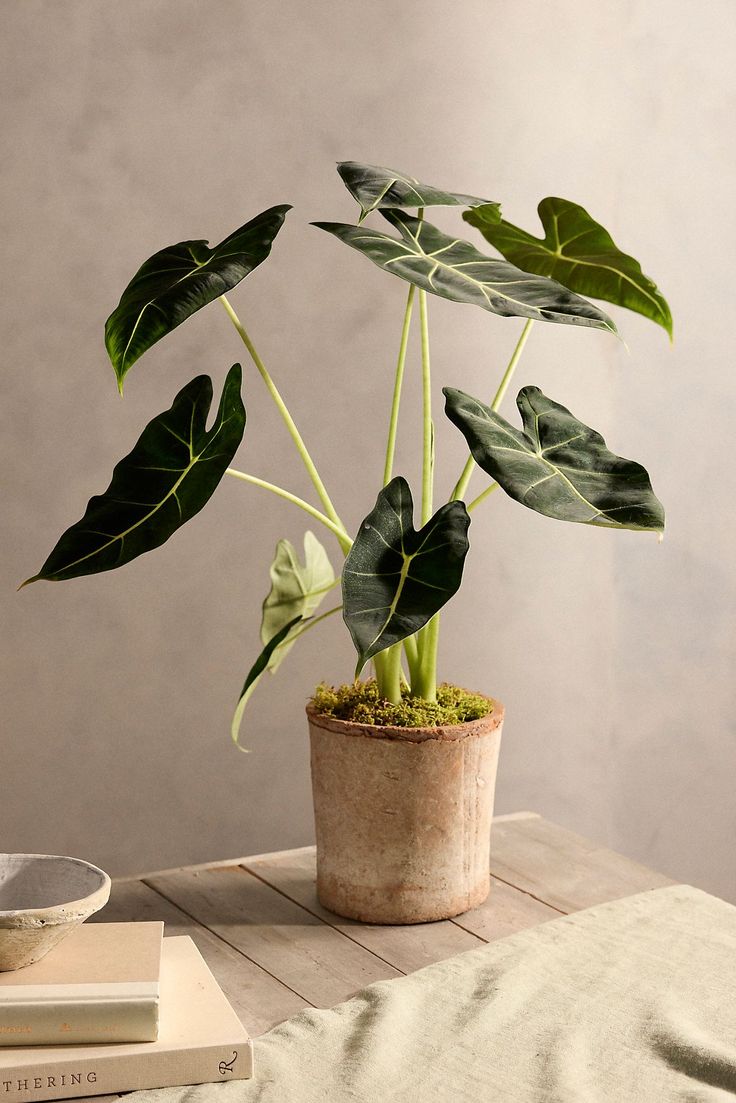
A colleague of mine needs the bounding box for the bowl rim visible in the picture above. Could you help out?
[0,854,111,928]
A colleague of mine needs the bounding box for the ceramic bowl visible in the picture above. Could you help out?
[0,854,111,971]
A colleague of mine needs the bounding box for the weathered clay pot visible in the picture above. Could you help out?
[0,854,111,971]
[308,696,504,924]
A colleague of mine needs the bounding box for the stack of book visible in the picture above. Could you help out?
[0,923,252,1100]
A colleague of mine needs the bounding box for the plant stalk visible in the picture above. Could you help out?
[283,603,343,646]
[419,288,433,526]
[412,614,439,701]
[383,284,416,485]
[467,481,499,513]
[450,318,535,502]
[414,212,438,699]
[373,646,402,705]
[225,469,352,547]
[403,633,420,685]
[220,294,351,554]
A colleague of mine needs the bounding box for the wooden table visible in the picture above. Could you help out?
[94,812,675,1038]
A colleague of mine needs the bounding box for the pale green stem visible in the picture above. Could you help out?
[383,284,416,485]
[403,633,420,685]
[414,208,437,693]
[450,318,535,502]
[373,648,402,705]
[414,275,437,692]
[225,469,352,548]
[467,481,500,513]
[282,603,343,646]
[412,614,439,702]
[220,294,350,552]
[419,288,433,526]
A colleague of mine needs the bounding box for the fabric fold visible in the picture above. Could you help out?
[131,885,736,1102]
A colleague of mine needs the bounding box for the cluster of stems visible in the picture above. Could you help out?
[221,213,534,705]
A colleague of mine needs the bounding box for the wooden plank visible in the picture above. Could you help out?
[116,858,247,882]
[243,848,486,973]
[451,875,562,941]
[489,816,676,912]
[92,878,308,1034]
[492,811,541,823]
[146,865,401,1007]
[117,813,543,881]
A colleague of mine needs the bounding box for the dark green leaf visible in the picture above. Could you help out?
[260,532,336,672]
[23,365,246,585]
[444,386,664,532]
[231,616,302,750]
[464,198,672,337]
[343,477,470,674]
[337,161,500,223]
[105,206,291,390]
[313,211,616,333]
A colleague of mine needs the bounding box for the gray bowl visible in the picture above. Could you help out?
[0,854,111,971]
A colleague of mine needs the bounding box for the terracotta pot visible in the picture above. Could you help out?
[307,695,504,924]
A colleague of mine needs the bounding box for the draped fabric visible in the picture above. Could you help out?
[134,885,736,1102]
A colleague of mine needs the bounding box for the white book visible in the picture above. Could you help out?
[0,923,163,1046]
[0,936,252,1100]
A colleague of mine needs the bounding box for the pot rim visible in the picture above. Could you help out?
[306,691,504,743]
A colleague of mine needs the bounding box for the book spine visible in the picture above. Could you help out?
[0,1001,158,1047]
[0,1042,253,1101]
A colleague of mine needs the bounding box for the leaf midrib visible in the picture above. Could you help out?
[496,214,666,321]
[362,221,608,322]
[117,242,238,374]
[53,408,233,577]
[474,406,625,526]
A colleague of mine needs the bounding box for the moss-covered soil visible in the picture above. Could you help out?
[310,679,493,728]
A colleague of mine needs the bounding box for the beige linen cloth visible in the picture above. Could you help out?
[136,885,736,1102]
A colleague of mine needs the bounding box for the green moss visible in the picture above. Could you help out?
[310,679,493,728]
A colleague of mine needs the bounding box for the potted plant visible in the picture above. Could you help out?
[22,162,670,924]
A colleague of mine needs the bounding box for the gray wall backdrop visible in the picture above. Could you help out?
[2,1,735,899]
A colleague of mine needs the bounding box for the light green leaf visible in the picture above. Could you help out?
[231,616,302,751]
[261,532,336,672]
[313,211,616,333]
[23,365,246,585]
[337,161,500,223]
[342,476,470,674]
[444,386,664,533]
[464,198,672,337]
[105,206,291,390]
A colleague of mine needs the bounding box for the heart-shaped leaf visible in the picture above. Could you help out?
[105,205,291,390]
[23,364,246,585]
[444,386,664,533]
[343,476,470,674]
[464,198,672,337]
[337,161,500,223]
[314,211,616,333]
[261,532,336,672]
[231,616,302,750]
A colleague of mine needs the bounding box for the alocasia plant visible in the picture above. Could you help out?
[23,161,670,745]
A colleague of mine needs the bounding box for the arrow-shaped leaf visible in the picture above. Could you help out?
[23,364,246,584]
[337,161,500,223]
[343,476,470,674]
[105,205,291,390]
[231,616,302,750]
[314,211,616,333]
[464,198,672,337]
[260,531,336,672]
[444,386,664,533]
